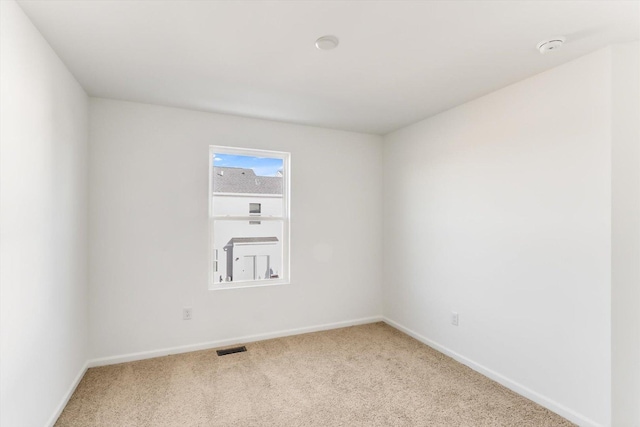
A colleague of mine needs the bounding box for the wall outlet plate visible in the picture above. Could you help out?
[183,307,193,320]
[451,311,459,326]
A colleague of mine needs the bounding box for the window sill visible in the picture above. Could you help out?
[209,279,290,291]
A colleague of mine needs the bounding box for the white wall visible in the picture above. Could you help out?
[611,41,640,427]
[88,98,383,360]
[0,1,89,426]
[382,49,613,426]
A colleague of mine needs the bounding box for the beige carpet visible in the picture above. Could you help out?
[56,322,574,426]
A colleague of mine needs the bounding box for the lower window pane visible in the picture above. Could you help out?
[213,220,283,284]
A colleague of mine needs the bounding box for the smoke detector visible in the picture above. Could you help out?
[537,37,565,54]
[315,35,339,51]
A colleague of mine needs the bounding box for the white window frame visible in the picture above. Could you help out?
[208,145,290,290]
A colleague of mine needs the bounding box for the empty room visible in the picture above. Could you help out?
[1,1,639,426]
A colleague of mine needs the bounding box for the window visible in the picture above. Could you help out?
[209,146,290,289]
[249,203,261,214]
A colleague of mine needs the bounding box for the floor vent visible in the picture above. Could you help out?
[216,346,247,356]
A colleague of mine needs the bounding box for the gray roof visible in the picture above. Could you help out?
[213,167,282,195]
[225,237,279,247]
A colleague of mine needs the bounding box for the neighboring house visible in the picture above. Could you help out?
[212,167,283,283]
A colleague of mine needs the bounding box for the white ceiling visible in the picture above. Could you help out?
[17,0,639,135]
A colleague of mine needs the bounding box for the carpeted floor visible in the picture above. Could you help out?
[56,322,575,426]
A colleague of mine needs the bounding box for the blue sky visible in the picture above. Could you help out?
[213,153,283,177]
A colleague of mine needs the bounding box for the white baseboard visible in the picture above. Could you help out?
[381,317,603,427]
[88,316,383,368]
[46,360,89,427]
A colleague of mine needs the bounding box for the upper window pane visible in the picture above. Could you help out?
[213,154,283,194]
[212,153,284,217]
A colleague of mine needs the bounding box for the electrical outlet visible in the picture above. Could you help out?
[451,311,459,326]
[183,307,193,320]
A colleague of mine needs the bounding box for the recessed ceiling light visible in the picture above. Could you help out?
[536,37,566,54]
[315,35,339,51]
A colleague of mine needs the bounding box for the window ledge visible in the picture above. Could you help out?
[209,279,290,291]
